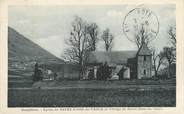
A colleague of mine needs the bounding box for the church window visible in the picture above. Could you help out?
[143,69,146,75]
[143,56,146,61]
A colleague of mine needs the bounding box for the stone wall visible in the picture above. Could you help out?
[137,55,152,79]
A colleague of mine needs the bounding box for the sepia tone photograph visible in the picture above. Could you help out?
[8,4,176,107]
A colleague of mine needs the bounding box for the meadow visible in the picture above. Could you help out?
[8,80,176,107]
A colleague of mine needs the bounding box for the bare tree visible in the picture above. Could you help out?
[159,25,176,78]
[163,47,175,78]
[151,48,165,77]
[87,23,99,51]
[133,24,154,48]
[168,26,176,49]
[151,26,176,78]
[168,26,176,63]
[101,28,114,51]
[63,16,93,79]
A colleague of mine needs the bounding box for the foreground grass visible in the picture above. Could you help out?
[32,79,176,89]
[8,88,175,107]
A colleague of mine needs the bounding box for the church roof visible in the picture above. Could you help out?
[137,43,152,55]
[87,51,137,65]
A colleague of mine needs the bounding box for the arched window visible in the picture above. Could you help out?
[144,55,146,61]
[143,69,146,75]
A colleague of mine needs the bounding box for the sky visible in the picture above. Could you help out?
[8,4,176,58]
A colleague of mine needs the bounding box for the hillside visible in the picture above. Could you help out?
[8,27,65,88]
[8,27,63,63]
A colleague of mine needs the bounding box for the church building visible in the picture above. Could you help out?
[86,42,152,79]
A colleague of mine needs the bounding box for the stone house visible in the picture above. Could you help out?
[86,43,152,79]
[39,63,79,80]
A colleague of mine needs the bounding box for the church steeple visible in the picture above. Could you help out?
[137,24,151,56]
[136,24,152,79]
[137,41,151,56]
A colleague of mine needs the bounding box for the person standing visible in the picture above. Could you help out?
[33,62,39,81]
[117,66,126,80]
[33,62,43,81]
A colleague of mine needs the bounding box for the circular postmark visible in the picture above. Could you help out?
[123,7,159,43]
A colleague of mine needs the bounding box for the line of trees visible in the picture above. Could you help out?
[163,26,176,78]
[151,26,176,78]
[63,16,114,79]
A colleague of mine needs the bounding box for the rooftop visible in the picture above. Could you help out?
[137,43,152,55]
[87,51,137,65]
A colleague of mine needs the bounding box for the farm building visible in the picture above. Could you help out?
[39,63,79,80]
[86,42,152,79]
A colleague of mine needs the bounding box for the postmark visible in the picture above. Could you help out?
[123,7,159,43]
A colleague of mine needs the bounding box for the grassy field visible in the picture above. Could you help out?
[8,72,176,107]
[8,87,175,107]
[32,79,176,89]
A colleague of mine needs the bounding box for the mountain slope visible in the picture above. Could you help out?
[8,27,63,62]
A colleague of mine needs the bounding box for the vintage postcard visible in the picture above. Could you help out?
[0,0,184,113]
